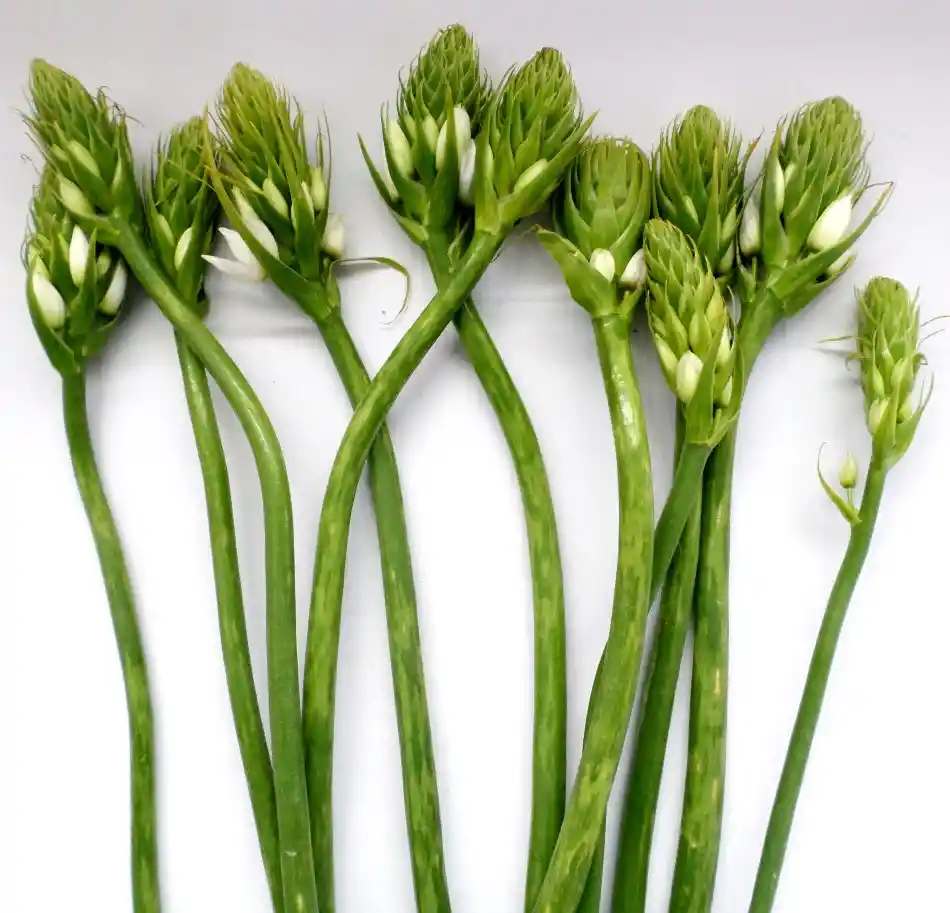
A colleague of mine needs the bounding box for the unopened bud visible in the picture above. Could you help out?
[31,270,67,329]
[310,167,328,212]
[100,261,127,316]
[898,397,914,423]
[717,241,735,274]
[589,248,615,282]
[768,158,785,214]
[838,452,858,490]
[716,329,732,366]
[422,115,439,153]
[58,175,93,219]
[387,119,414,180]
[262,177,289,219]
[867,397,889,435]
[458,139,477,206]
[619,249,646,290]
[739,198,760,256]
[234,190,280,259]
[513,159,548,195]
[807,195,853,252]
[96,250,112,279]
[675,351,703,403]
[825,252,851,277]
[435,106,472,171]
[174,226,194,272]
[68,226,90,287]
[321,212,345,259]
[67,139,101,179]
[654,336,679,380]
[718,377,734,407]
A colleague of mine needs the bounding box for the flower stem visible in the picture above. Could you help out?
[611,413,703,913]
[304,297,449,913]
[748,456,887,913]
[174,334,282,913]
[61,370,160,913]
[425,239,567,913]
[529,314,654,913]
[301,230,502,912]
[112,221,318,913]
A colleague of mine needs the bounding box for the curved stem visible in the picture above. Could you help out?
[175,334,282,913]
[113,222,318,913]
[61,371,160,913]
[529,314,654,913]
[425,240,567,913]
[748,457,887,913]
[308,302,449,913]
[301,230,502,910]
[612,414,703,913]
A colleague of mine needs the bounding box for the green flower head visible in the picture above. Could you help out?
[25,167,129,374]
[26,60,142,231]
[654,106,748,276]
[644,219,738,443]
[210,63,335,286]
[146,118,219,308]
[856,277,929,464]
[554,137,652,282]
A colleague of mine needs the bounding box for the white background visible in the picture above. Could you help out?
[1,1,947,911]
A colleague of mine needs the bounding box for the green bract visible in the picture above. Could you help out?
[654,105,748,277]
[146,118,219,308]
[856,277,929,465]
[26,59,141,231]
[644,219,738,444]
[554,137,651,275]
[25,167,129,374]
[212,63,333,284]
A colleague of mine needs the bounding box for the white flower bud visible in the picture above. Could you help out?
[435,106,472,170]
[174,226,194,272]
[589,248,616,282]
[867,397,889,435]
[58,175,94,219]
[716,328,732,366]
[203,227,266,282]
[717,241,735,274]
[705,289,725,325]
[68,226,90,286]
[310,167,328,212]
[233,190,279,258]
[619,249,646,290]
[838,452,858,490]
[300,180,314,212]
[739,198,760,256]
[675,352,704,403]
[871,365,886,400]
[387,119,414,179]
[31,270,66,329]
[513,159,548,195]
[768,158,785,214]
[262,177,289,219]
[422,115,439,153]
[321,212,345,259]
[807,195,853,252]
[100,261,127,315]
[458,139,477,206]
[67,139,101,179]
[654,336,679,380]
[718,377,734,407]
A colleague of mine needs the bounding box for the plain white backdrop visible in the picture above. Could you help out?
[1,1,947,911]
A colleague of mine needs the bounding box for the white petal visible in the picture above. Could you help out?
[219,227,259,270]
[68,226,90,286]
[202,254,264,283]
[589,249,616,282]
[458,139,477,206]
[233,190,279,258]
[807,195,853,252]
[31,271,67,329]
[174,226,194,272]
[100,261,127,315]
[739,198,761,256]
[675,351,703,403]
[619,248,646,290]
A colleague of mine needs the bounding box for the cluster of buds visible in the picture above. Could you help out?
[857,277,929,466]
[26,60,142,234]
[643,219,739,444]
[654,106,749,279]
[538,137,651,318]
[207,64,341,290]
[145,118,219,309]
[25,167,129,372]
[738,97,890,315]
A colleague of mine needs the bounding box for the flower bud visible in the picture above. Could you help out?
[589,248,615,282]
[783,163,797,189]
[654,336,679,379]
[898,397,914,423]
[807,194,853,252]
[387,119,414,179]
[838,452,858,490]
[58,175,93,219]
[768,157,785,213]
[717,241,735,274]
[675,351,703,403]
[716,328,732,366]
[825,252,851,277]
[513,159,548,195]
[100,261,127,315]
[867,397,889,435]
[262,177,289,219]
[619,249,646,290]
[96,250,112,279]
[174,226,194,272]
[67,139,101,179]
[321,212,345,259]
[68,226,90,286]
[31,270,67,329]
[422,115,439,153]
[739,198,760,256]
[718,377,734,406]
[310,167,328,212]
[435,106,472,170]
[458,139,477,206]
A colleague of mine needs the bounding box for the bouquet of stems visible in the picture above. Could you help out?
[14,20,933,913]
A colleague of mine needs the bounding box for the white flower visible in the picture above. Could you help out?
[387,120,414,179]
[436,106,472,170]
[100,261,127,316]
[262,177,289,219]
[738,197,760,256]
[57,175,93,219]
[838,453,858,490]
[619,249,646,290]
[68,226,90,286]
[174,226,194,272]
[310,167,328,212]
[31,270,66,329]
[589,248,616,282]
[321,213,345,259]
[675,351,704,403]
[203,227,266,282]
[458,139,477,206]
[807,195,852,252]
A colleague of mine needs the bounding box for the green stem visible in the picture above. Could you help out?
[611,414,703,913]
[301,230,502,910]
[748,456,888,913]
[529,314,654,913]
[305,299,449,913]
[425,240,567,913]
[174,334,283,913]
[668,301,781,913]
[61,371,160,913]
[113,221,318,913]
